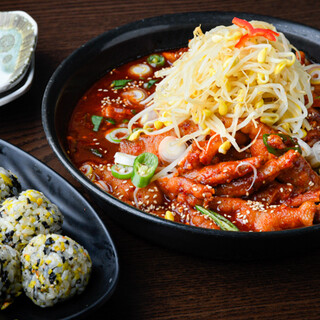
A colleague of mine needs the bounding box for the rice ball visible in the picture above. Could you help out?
[0,245,22,309]
[0,189,63,251]
[0,167,21,203]
[21,233,92,307]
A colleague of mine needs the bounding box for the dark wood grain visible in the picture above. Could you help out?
[1,1,320,319]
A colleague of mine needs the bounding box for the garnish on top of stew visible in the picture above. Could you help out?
[67,18,320,232]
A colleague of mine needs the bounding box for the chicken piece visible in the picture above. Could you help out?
[120,120,198,163]
[198,135,223,165]
[170,199,220,230]
[209,196,316,232]
[183,156,264,186]
[250,181,293,204]
[221,117,277,160]
[178,142,203,173]
[284,188,320,207]
[99,168,164,206]
[102,105,137,121]
[120,130,173,159]
[277,153,320,192]
[253,201,316,232]
[215,149,300,197]
[157,176,214,205]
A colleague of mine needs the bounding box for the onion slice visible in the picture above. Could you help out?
[306,64,320,85]
[105,128,129,144]
[122,88,147,105]
[236,161,258,191]
[128,63,152,78]
[114,152,136,166]
[158,136,187,163]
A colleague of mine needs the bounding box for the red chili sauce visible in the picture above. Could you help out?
[66,49,209,225]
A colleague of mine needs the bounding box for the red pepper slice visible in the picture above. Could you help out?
[235,34,249,49]
[232,17,255,34]
[232,17,279,48]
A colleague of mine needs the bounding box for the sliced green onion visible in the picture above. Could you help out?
[90,148,103,158]
[145,79,158,89]
[114,152,136,166]
[131,152,158,188]
[195,205,239,232]
[91,115,103,132]
[105,128,130,144]
[111,79,133,90]
[111,164,133,179]
[105,117,116,125]
[262,133,302,156]
[147,54,165,68]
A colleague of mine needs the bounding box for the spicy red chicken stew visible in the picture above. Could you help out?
[67,18,320,232]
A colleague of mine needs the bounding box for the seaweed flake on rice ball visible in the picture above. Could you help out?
[0,167,21,203]
[0,244,22,310]
[21,233,92,307]
[0,189,63,251]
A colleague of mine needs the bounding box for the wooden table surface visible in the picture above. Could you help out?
[1,0,320,319]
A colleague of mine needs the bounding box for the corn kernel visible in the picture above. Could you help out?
[28,280,36,289]
[236,89,244,102]
[254,99,264,109]
[218,140,231,154]
[128,129,144,141]
[218,100,228,116]
[203,109,212,117]
[154,121,164,129]
[165,211,175,221]
[260,115,279,126]
[225,80,231,92]
[257,73,269,84]
[257,47,268,63]
[164,121,173,127]
[300,129,307,138]
[274,60,287,74]
[162,111,171,118]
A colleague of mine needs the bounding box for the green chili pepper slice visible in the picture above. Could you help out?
[91,115,103,132]
[111,164,133,179]
[195,205,239,232]
[147,54,165,68]
[131,152,158,188]
[111,79,133,90]
[262,133,302,156]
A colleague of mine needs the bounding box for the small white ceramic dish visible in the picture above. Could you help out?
[0,11,37,94]
[0,53,35,106]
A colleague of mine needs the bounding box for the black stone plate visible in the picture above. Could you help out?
[42,12,320,260]
[0,139,119,319]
